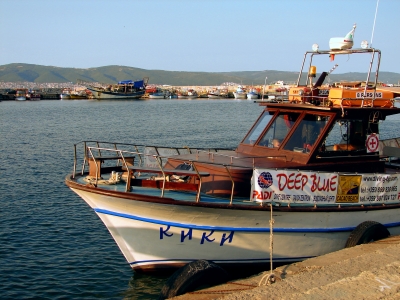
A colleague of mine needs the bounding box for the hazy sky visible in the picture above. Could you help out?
[1,0,399,73]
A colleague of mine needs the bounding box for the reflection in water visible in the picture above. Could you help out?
[123,273,170,299]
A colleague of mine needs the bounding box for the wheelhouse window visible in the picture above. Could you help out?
[242,111,272,145]
[283,114,330,153]
[258,112,300,148]
[323,119,367,152]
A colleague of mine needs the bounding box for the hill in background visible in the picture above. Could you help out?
[0,63,399,86]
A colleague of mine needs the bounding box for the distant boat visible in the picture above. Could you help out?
[208,89,228,99]
[84,78,149,100]
[246,89,259,100]
[187,89,198,99]
[178,89,198,99]
[233,85,246,99]
[70,90,88,99]
[15,89,28,101]
[149,89,166,99]
[28,91,41,100]
[60,88,71,100]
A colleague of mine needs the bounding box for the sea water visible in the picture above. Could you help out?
[1,99,400,299]
[0,99,263,299]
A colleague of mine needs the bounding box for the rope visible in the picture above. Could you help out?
[258,203,276,286]
[188,282,258,294]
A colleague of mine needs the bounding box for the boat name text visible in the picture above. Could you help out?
[160,226,234,246]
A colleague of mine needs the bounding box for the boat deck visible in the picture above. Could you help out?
[76,175,257,206]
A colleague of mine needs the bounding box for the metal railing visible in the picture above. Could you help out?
[72,141,288,204]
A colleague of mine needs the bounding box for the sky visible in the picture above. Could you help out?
[1,0,399,74]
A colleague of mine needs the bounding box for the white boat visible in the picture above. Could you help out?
[60,88,71,100]
[83,78,148,100]
[148,93,165,99]
[15,89,28,101]
[177,89,198,99]
[66,30,400,274]
[247,89,259,100]
[187,89,198,99]
[148,90,165,99]
[208,89,228,99]
[233,85,247,99]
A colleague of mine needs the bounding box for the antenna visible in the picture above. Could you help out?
[370,0,380,47]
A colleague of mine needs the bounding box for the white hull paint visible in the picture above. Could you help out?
[60,94,71,99]
[148,95,165,99]
[233,92,247,99]
[70,187,400,271]
[247,93,259,100]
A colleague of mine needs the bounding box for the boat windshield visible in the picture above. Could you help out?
[283,114,330,154]
[242,111,272,145]
[258,112,300,148]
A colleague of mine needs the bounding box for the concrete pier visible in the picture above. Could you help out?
[174,235,400,299]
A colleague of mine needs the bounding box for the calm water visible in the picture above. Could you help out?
[0,99,263,299]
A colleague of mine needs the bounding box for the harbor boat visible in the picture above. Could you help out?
[66,32,400,273]
[148,90,166,99]
[186,89,198,99]
[247,88,259,100]
[177,89,198,99]
[148,93,165,99]
[233,85,247,99]
[83,78,149,100]
[70,90,88,100]
[60,88,72,100]
[208,89,228,99]
[28,92,41,100]
[15,89,28,101]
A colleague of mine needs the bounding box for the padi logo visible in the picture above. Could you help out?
[258,172,273,189]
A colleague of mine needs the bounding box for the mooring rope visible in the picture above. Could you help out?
[258,203,276,286]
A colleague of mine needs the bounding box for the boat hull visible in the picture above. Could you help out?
[247,93,259,100]
[68,184,400,272]
[87,87,145,99]
[60,94,71,99]
[233,92,247,99]
[148,94,165,99]
[208,94,226,99]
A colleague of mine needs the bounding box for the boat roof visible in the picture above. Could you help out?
[377,86,400,96]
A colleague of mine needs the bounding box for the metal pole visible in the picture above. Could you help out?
[262,76,267,101]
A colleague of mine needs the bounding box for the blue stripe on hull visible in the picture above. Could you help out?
[94,208,400,233]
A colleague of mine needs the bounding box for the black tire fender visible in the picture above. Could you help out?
[345,221,390,248]
[159,260,230,299]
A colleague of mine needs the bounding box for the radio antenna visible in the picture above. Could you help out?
[370,0,380,47]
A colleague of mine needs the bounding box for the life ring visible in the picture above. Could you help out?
[159,260,230,299]
[345,221,390,248]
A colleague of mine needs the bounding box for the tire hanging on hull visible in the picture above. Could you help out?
[345,221,390,248]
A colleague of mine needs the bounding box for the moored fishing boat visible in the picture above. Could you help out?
[82,78,149,100]
[66,29,400,274]
[15,89,28,101]
[28,91,41,100]
[60,88,71,100]
[69,90,88,99]
[247,88,259,100]
[233,85,247,99]
[148,90,166,99]
[208,89,228,98]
